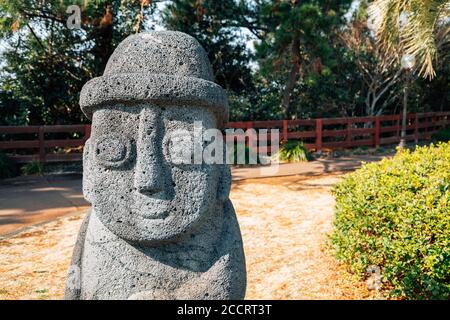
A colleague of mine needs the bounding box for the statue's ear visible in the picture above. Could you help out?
[82,139,93,204]
[217,163,231,202]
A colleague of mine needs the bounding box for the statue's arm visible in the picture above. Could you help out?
[64,208,91,300]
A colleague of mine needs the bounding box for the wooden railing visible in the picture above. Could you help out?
[227,112,450,153]
[0,112,449,163]
[0,124,91,163]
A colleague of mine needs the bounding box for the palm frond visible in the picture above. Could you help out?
[369,0,450,79]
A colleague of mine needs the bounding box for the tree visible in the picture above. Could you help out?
[0,0,157,125]
[368,0,450,149]
[255,0,353,119]
[340,4,401,117]
[369,0,450,79]
[162,0,255,94]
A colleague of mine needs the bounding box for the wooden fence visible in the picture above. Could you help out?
[227,112,450,154]
[0,124,91,163]
[0,112,449,163]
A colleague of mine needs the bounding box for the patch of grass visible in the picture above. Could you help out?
[35,289,48,294]
[278,140,312,162]
[21,161,44,175]
[432,128,450,142]
[0,152,18,179]
[351,147,369,155]
[373,147,387,154]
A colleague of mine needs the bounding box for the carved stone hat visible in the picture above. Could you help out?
[79,31,229,127]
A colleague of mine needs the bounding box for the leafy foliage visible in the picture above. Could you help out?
[332,143,450,299]
[369,0,450,79]
[432,128,450,142]
[339,2,402,117]
[0,1,448,125]
[231,145,261,166]
[0,152,18,179]
[255,0,354,118]
[162,0,255,94]
[0,0,157,125]
[21,161,44,176]
[278,140,312,162]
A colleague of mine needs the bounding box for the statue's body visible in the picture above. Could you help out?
[65,31,246,300]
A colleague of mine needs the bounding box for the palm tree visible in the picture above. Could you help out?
[368,0,450,149]
[369,0,450,80]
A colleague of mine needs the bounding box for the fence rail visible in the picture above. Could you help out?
[226,112,450,154]
[0,112,449,163]
[0,124,91,163]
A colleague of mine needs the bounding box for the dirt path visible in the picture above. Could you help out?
[0,175,88,237]
[231,174,376,299]
[0,174,377,300]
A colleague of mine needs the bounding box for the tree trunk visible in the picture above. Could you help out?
[91,4,114,76]
[281,36,301,119]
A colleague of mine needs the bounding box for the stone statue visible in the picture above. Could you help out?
[64,31,246,300]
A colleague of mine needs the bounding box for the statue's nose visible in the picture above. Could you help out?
[135,162,164,195]
[134,108,165,195]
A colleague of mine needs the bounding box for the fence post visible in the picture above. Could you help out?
[346,119,352,148]
[432,114,437,135]
[374,117,381,148]
[282,120,288,142]
[246,122,256,152]
[84,124,91,141]
[315,119,322,152]
[38,126,45,163]
[414,114,419,143]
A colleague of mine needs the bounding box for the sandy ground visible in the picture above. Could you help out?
[0,174,378,300]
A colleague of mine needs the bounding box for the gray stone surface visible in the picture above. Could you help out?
[79,31,228,128]
[65,31,246,300]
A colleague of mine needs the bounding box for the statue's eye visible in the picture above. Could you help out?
[94,135,131,168]
[165,130,194,165]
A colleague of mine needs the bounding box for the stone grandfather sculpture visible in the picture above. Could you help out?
[64,31,246,300]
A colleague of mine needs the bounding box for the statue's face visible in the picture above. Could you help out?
[83,104,221,244]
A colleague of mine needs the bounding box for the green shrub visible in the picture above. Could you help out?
[278,140,312,162]
[21,161,44,175]
[331,142,450,299]
[351,146,369,155]
[0,152,18,179]
[432,128,450,142]
[231,145,261,165]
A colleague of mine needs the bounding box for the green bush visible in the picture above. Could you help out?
[432,128,450,142]
[231,145,261,165]
[0,152,18,179]
[331,142,450,299]
[278,140,313,162]
[21,161,44,175]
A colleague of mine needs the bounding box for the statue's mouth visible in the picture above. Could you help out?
[134,208,169,219]
[131,192,171,219]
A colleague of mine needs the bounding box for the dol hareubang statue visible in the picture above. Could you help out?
[64,31,246,300]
